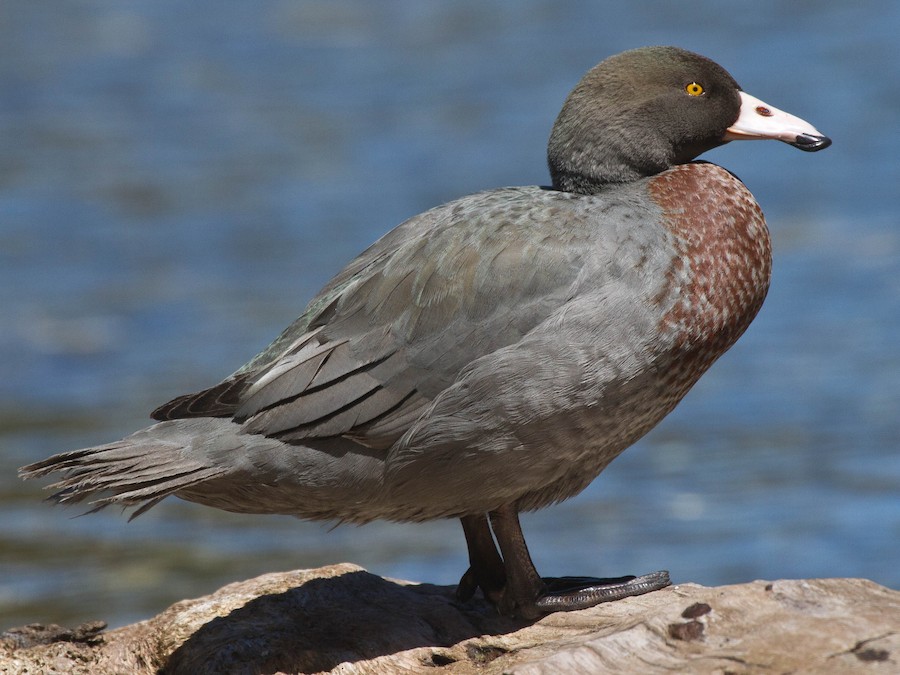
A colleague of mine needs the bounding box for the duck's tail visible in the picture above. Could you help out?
[20,418,390,523]
[19,420,230,519]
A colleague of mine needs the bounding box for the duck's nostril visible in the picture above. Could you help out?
[755,106,773,117]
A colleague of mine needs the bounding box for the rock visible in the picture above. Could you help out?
[2,564,897,674]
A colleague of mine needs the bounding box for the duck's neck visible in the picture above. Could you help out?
[548,161,650,194]
[547,126,674,194]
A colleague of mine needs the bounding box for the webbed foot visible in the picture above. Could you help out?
[534,570,671,612]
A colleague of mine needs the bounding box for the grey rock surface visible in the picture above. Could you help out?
[2,564,897,674]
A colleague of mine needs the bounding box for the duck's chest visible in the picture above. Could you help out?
[648,163,772,361]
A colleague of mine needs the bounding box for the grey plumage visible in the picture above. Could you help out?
[26,181,697,523]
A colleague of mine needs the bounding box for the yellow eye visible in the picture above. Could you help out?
[685,82,705,96]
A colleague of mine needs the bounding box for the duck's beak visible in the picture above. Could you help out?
[724,91,831,152]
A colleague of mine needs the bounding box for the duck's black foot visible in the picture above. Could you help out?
[463,508,672,619]
[534,570,671,612]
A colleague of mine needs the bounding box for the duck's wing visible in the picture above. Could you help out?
[152,188,594,450]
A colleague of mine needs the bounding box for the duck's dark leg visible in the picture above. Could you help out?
[456,514,506,604]
[488,503,672,619]
[487,505,547,619]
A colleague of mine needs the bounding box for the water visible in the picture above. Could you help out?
[1,1,898,629]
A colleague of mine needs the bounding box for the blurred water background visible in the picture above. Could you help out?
[1,1,898,629]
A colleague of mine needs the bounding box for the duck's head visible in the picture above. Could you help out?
[548,46,831,193]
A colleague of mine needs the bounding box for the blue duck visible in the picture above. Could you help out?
[21,46,830,619]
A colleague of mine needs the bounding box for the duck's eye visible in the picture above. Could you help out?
[684,82,705,97]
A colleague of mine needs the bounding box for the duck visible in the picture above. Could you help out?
[21,46,830,619]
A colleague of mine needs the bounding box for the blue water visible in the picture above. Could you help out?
[1,1,898,629]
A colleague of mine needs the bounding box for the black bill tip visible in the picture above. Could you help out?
[789,133,832,152]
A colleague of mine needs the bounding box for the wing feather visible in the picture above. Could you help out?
[151,187,599,449]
